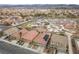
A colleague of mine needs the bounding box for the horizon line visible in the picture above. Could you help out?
[0,4,79,5]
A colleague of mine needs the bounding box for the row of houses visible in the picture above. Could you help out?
[3,27,68,53]
[0,16,26,26]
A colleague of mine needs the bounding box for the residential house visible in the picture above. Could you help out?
[10,28,28,40]
[10,28,38,43]
[49,33,68,52]
[22,30,38,43]
[3,27,19,35]
[1,18,15,25]
[33,32,51,47]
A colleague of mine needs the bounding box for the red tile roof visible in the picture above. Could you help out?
[12,32,20,39]
[19,28,28,36]
[63,23,75,29]
[34,32,51,45]
[22,30,38,42]
[11,28,28,39]
[11,29,38,43]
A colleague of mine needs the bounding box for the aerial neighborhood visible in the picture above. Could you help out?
[0,7,79,54]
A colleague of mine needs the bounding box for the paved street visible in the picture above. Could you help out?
[0,39,38,54]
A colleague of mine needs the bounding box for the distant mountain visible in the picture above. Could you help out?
[0,4,79,9]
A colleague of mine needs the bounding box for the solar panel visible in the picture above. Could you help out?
[43,34,49,41]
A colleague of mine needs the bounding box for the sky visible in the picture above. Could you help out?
[0,0,79,5]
